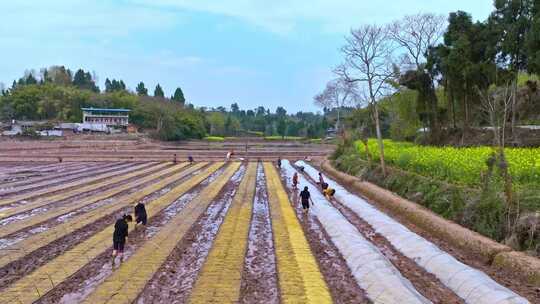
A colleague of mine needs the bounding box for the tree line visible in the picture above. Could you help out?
[0,65,329,140]
[316,0,540,174]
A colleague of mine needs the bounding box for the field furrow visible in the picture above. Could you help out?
[0,162,124,195]
[277,163,371,304]
[0,163,223,304]
[0,162,167,219]
[0,163,206,280]
[188,162,257,303]
[263,162,332,303]
[81,162,240,303]
[0,162,188,239]
[238,164,279,304]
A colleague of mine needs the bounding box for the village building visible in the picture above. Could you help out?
[81,108,130,127]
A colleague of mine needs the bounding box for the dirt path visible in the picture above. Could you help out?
[136,164,246,304]
[238,163,280,304]
[278,167,371,304]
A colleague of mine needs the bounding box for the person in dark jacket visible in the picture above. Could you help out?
[112,214,132,266]
[134,202,147,226]
[299,186,313,214]
[277,157,282,168]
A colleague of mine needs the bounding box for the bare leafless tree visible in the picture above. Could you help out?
[337,24,397,175]
[314,78,358,131]
[479,84,517,231]
[389,13,446,70]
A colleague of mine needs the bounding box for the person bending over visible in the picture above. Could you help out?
[112,214,132,266]
[134,202,147,227]
[323,187,336,200]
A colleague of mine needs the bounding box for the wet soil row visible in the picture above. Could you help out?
[35,164,228,304]
[0,164,209,290]
[0,163,95,186]
[0,162,141,207]
[238,163,280,304]
[278,167,371,304]
[0,162,130,196]
[0,163,196,250]
[136,164,246,304]
[0,163,172,225]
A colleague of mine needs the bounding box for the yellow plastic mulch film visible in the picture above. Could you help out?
[0,163,221,304]
[0,162,170,219]
[188,162,257,304]
[81,162,241,304]
[263,162,332,304]
[0,163,188,239]
[0,163,206,270]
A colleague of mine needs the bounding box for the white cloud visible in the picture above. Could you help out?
[129,0,492,34]
[0,0,179,39]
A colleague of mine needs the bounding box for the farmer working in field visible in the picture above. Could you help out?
[112,214,132,266]
[134,202,147,227]
[292,172,299,189]
[318,172,325,189]
[299,186,313,214]
[323,187,336,200]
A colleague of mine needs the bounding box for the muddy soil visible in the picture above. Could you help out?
[136,164,246,304]
[238,163,280,304]
[0,162,132,196]
[312,162,540,303]
[0,163,172,224]
[0,162,88,184]
[0,163,194,249]
[278,167,371,304]
[0,164,208,291]
[36,164,229,304]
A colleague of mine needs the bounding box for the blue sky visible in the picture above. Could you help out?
[1,0,493,112]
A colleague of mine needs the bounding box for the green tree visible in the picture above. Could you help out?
[276,106,287,117]
[276,118,287,139]
[136,82,148,96]
[172,87,185,104]
[427,11,497,135]
[230,102,240,114]
[72,69,99,92]
[154,84,164,98]
[207,112,225,136]
[25,74,38,85]
[490,0,533,134]
[527,1,540,73]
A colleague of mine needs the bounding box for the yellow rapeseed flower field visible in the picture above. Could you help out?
[355,139,540,187]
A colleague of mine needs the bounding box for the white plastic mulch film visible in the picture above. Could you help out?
[296,161,530,304]
[281,160,431,304]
